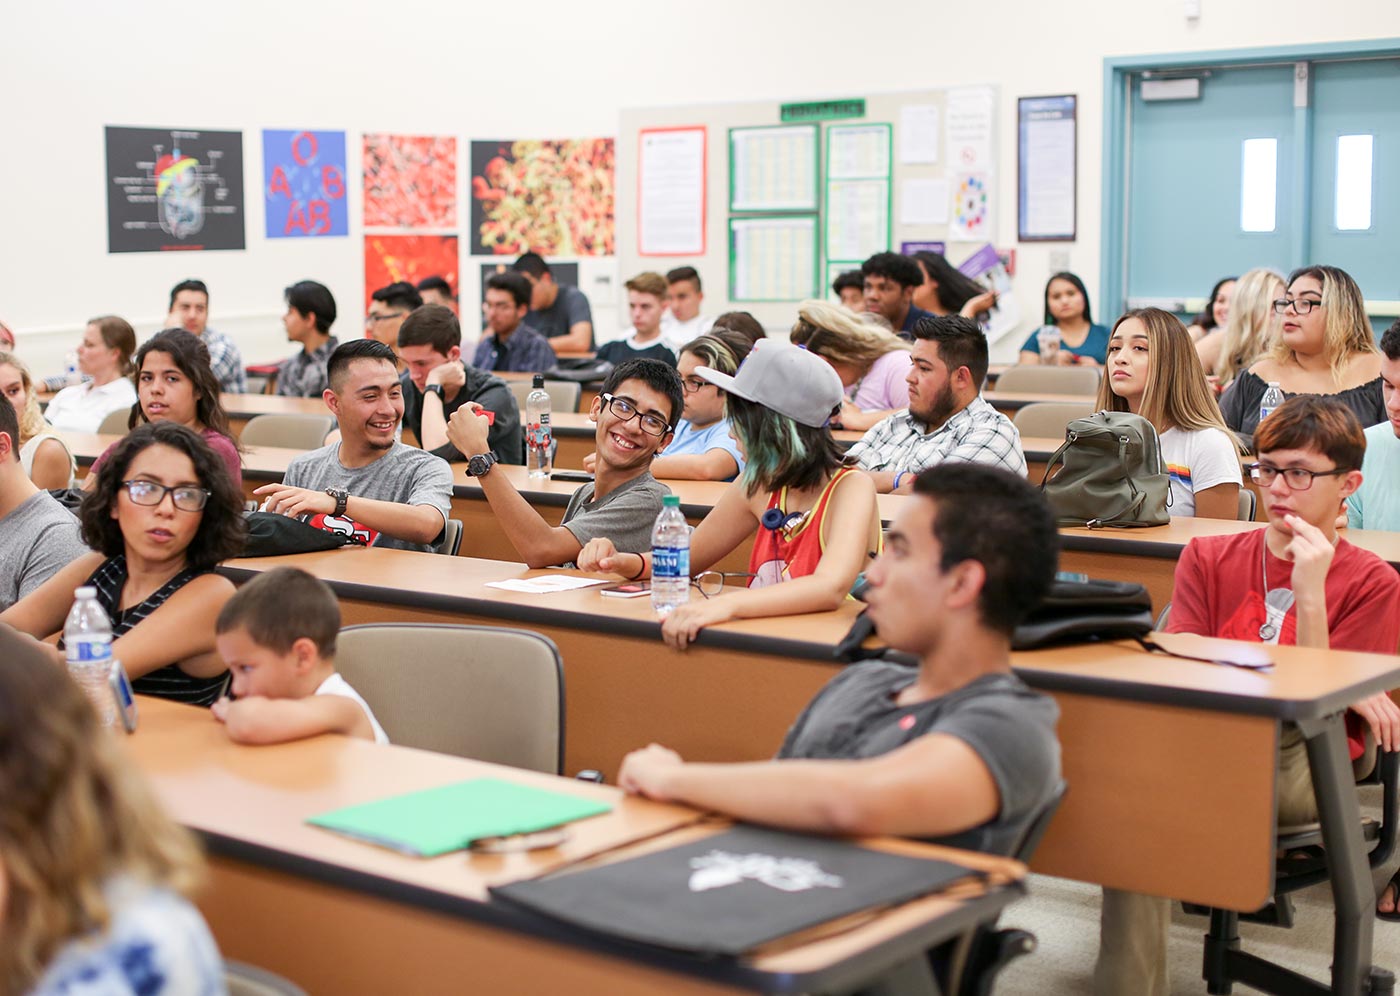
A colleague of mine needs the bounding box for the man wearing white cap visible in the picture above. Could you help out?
[578,340,882,650]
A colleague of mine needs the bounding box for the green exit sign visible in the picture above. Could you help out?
[780,99,866,123]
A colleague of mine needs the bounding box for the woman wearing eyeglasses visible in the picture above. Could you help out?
[1219,265,1383,439]
[577,341,881,650]
[2,421,247,706]
[81,329,242,491]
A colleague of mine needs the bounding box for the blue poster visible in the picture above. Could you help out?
[262,129,347,238]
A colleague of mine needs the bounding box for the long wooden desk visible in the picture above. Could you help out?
[127,697,1023,995]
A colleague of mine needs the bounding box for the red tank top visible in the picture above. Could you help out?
[748,467,861,588]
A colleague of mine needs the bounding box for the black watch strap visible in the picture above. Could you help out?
[425,384,445,400]
[326,488,349,517]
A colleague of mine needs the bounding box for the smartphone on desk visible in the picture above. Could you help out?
[550,470,594,483]
[601,581,651,598]
[108,660,138,733]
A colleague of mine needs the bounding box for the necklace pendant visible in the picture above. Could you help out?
[1259,622,1277,641]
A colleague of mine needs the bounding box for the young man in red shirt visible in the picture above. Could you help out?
[1098,395,1400,994]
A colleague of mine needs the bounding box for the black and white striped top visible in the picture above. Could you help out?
[84,556,229,707]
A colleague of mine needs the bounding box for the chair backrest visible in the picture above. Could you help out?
[240,413,335,450]
[335,623,564,773]
[1011,401,1097,439]
[1237,487,1257,522]
[507,378,582,414]
[97,408,132,435]
[1011,779,1068,862]
[437,518,463,557]
[995,365,1101,396]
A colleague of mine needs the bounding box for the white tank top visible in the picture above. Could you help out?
[315,672,390,745]
[20,431,77,489]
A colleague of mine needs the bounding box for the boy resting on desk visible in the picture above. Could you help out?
[445,357,683,568]
[1098,395,1400,996]
[618,463,1062,858]
[211,567,389,745]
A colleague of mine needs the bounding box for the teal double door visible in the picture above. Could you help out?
[1119,52,1400,328]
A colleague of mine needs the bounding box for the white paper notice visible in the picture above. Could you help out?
[731,216,818,301]
[730,125,819,212]
[485,575,613,594]
[946,87,995,172]
[1022,115,1076,238]
[826,179,889,261]
[899,104,940,164]
[900,178,950,226]
[639,127,706,256]
[828,124,891,179]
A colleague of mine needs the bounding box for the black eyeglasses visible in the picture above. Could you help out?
[680,376,712,394]
[600,393,670,436]
[1247,463,1347,491]
[1272,298,1322,315]
[364,312,406,326]
[120,479,210,511]
[692,571,757,598]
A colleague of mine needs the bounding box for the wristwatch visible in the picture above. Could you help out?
[424,384,445,401]
[466,452,497,478]
[325,488,349,517]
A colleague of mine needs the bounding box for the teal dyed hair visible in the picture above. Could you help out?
[727,392,844,498]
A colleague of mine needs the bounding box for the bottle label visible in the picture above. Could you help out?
[652,546,690,579]
[528,423,553,449]
[1259,406,1275,421]
[68,638,112,662]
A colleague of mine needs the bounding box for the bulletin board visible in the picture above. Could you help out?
[617,86,998,330]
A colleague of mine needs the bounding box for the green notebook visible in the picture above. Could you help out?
[307,777,612,857]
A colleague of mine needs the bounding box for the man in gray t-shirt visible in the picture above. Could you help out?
[446,358,682,568]
[616,464,1063,860]
[0,396,89,609]
[254,341,453,553]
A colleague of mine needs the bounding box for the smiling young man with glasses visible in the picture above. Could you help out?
[446,358,682,568]
[1099,394,1400,992]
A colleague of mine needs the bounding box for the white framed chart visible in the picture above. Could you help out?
[638,125,707,256]
[1017,94,1077,242]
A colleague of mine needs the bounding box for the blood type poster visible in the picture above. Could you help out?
[105,126,245,253]
[364,235,458,311]
[469,139,615,256]
[262,130,348,239]
[363,134,457,229]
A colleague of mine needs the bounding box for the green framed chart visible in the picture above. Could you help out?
[728,124,820,213]
[729,215,820,302]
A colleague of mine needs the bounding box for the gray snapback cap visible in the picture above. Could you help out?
[695,340,844,428]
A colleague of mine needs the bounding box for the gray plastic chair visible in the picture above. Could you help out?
[507,378,582,414]
[240,413,335,450]
[995,365,1102,396]
[224,961,307,996]
[1237,487,1257,522]
[97,408,133,435]
[1011,401,1097,439]
[335,623,564,773]
[437,518,463,557]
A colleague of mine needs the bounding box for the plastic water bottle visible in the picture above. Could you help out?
[64,351,82,387]
[65,586,116,727]
[1037,327,1062,365]
[650,495,691,616]
[1258,381,1285,424]
[526,374,553,478]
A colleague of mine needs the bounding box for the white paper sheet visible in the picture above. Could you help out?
[946,88,995,172]
[828,124,891,179]
[899,178,950,226]
[485,575,614,594]
[899,104,940,164]
[639,127,706,255]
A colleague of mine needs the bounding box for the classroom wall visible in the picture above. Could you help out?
[2,0,1398,376]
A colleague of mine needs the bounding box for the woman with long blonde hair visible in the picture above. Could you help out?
[1196,268,1284,389]
[1220,265,1382,438]
[789,299,912,431]
[1097,308,1242,519]
[0,630,223,994]
[0,349,77,489]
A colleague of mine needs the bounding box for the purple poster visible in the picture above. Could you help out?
[263,129,348,239]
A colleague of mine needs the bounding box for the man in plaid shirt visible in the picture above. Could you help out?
[167,278,246,394]
[846,315,1025,493]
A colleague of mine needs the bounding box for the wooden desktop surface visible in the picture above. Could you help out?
[127,697,1024,995]
[221,547,1400,909]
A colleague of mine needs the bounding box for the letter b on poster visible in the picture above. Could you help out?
[263,129,348,238]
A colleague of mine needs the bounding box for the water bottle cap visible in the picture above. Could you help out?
[75,586,97,599]
[532,374,545,388]
[1268,381,1281,388]
[662,495,680,508]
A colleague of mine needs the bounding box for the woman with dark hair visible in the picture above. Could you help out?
[1186,275,1236,342]
[82,329,241,489]
[0,629,223,993]
[577,341,880,649]
[708,310,767,346]
[43,316,139,432]
[1018,272,1110,367]
[911,251,997,318]
[1219,264,1383,438]
[2,421,247,706]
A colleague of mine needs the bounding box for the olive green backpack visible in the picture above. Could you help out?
[1039,411,1170,528]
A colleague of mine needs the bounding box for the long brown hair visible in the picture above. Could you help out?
[0,349,48,443]
[89,315,138,377]
[131,329,234,439]
[0,638,204,991]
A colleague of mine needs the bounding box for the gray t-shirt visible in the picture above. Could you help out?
[527,284,594,347]
[282,442,453,553]
[0,491,88,610]
[779,662,1061,857]
[560,471,670,558]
